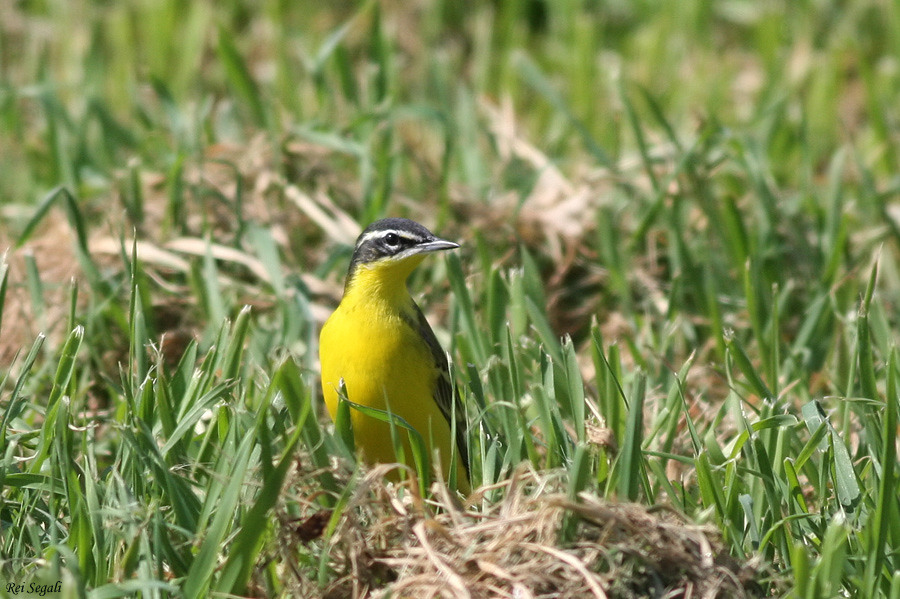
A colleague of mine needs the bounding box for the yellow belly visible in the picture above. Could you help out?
[320,297,468,492]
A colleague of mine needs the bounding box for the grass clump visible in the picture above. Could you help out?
[293,466,762,599]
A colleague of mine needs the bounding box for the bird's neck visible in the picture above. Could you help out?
[342,257,426,313]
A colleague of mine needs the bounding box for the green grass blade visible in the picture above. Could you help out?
[0,334,45,449]
[216,391,308,594]
[857,260,879,402]
[333,380,356,455]
[216,26,268,128]
[182,422,257,599]
[618,372,645,501]
[560,335,585,443]
[865,350,899,595]
[0,253,8,336]
[340,397,432,495]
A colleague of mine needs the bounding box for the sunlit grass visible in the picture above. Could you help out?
[2,0,900,597]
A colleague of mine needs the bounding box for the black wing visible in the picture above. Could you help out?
[407,303,469,475]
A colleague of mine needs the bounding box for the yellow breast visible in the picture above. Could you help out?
[319,266,467,491]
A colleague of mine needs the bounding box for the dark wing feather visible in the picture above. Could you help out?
[405,303,469,474]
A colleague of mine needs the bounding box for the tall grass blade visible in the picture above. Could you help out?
[216,27,268,128]
[618,372,645,501]
[182,422,257,599]
[216,394,307,593]
[865,350,899,595]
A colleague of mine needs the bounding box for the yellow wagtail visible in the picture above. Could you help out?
[319,218,470,493]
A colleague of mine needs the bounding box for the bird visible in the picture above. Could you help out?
[319,217,470,493]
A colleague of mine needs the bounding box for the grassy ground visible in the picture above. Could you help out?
[2,0,900,597]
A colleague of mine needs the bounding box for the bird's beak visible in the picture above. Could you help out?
[417,239,460,253]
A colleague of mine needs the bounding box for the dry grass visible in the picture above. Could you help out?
[281,465,764,599]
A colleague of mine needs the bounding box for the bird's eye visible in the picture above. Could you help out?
[384,233,400,247]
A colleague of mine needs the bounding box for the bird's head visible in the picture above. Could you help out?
[344,218,459,296]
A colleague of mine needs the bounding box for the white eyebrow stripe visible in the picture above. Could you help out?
[358,229,425,245]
